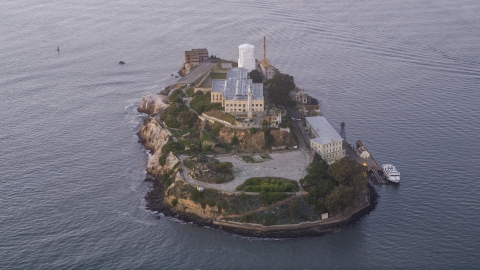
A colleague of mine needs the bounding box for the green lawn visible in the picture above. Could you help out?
[209,73,227,79]
[241,155,256,163]
[236,177,299,193]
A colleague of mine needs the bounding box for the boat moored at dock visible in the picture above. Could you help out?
[382,164,400,183]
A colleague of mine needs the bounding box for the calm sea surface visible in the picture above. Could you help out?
[1,0,480,268]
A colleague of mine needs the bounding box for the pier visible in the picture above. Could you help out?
[346,140,388,185]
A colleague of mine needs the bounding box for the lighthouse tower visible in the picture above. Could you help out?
[247,85,253,119]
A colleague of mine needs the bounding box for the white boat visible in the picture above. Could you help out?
[382,164,400,183]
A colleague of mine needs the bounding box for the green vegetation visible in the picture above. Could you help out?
[240,155,255,163]
[264,129,274,148]
[160,84,175,95]
[186,87,195,97]
[248,70,263,83]
[171,198,178,207]
[160,102,190,129]
[236,177,299,193]
[263,213,278,226]
[183,155,234,183]
[167,89,186,103]
[280,111,298,144]
[265,72,296,107]
[190,92,212,114]
[158,153,169,166]
[210,73,227,79]
[211,122,224,136]
[161,141,183,154]
[300,156,368,215]
[203,110,236,125]
[249,128,257,134]
[231,135,239,146]
[288,200,299,220]
[177,110,197,128]
[259,191,291,205]
[260,154,271,160]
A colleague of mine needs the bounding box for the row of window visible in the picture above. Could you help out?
[226,108,262,112]
[226,103,262,107]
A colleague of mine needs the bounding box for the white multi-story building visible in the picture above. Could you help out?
[306,116,346,164]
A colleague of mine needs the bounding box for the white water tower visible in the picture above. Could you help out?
[238,44,255,72]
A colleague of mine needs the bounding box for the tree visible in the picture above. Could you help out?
[329,157,359,185]
[265,72,296,107]
[231,135,239,145]
[264,129,274,148]
[248,70,263,83]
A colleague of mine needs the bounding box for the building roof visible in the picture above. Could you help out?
[239,44,254,49]
[211,79,263,101]
[306,116,343,145]
[227,68,248,79]
[221,63,233,69]
[260,58,272,68]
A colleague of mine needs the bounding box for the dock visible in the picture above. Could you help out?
[346,140,388,185]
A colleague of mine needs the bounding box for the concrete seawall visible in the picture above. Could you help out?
[211,184,377,238]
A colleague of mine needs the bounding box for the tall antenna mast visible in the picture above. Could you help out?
[263,36,266,60]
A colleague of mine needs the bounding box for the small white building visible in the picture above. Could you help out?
[260,59,277,80]
[357,146,371,159]
[306,116,346,164]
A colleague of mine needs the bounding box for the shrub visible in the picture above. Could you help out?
[171,198,178,207]
[288,200,299,220]
[211,122,224,136]
[191,188,203,201]
[186,87,195,97]
[236,177,299,192]
[264,129,274,148]
[190,92,211,114]
[158,153,168,166]
[231,135,239,145]
[161,141,182,154]
[263,213,278,226]
[168,89,186,103]
[259,191,290,206]
[249,128,257,134]
[215,162,233,174]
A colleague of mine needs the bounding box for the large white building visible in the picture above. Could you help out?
[211,68,264,116]
[306,116,346,164]
[238,44,255,72]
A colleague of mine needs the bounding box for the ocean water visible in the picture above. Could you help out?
[1,0,480,268]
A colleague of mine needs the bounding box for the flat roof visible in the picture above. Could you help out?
[177,62,216,84]
[211,79,263,101]
[227,68,248,79]
[306,116,343,145]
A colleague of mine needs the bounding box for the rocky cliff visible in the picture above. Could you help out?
[138,116,172,176]
[217,127,296,152]
[137,94,168,115]
[138,117,169,152]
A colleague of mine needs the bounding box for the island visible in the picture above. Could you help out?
[138,42,378,238]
